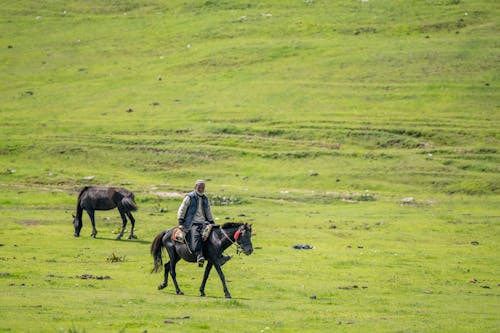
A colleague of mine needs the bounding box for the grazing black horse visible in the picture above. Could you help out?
[73,186,138,239]
[151,222,253,298]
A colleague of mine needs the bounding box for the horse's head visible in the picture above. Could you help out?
[235,223,253,255]
[73,214,82,237]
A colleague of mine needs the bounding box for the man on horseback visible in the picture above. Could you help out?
[177,180,215,267]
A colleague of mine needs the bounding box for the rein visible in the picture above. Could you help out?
[220,227,243,255]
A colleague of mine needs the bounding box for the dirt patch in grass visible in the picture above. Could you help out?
[75,274,111,280]
[153,191,184,198]
[18,220,41,226]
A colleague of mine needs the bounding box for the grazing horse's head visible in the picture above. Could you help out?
[73,214,82,237]
[235,223,253,255]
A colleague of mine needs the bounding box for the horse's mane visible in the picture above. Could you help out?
[220,222,244,229]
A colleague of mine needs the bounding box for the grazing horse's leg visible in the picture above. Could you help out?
[200,261,213,297]
[158,261,170,290]
[126,211,137,239]
[213,263,231,298]
[116,207,128,240]
[87,210,98,238]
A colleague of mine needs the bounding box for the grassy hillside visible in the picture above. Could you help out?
[1,0,499,332]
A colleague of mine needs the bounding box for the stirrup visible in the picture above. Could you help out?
[197,256,205,267]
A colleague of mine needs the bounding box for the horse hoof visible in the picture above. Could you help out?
[158,284,167,290]
[128,234,138,239]
[200,292,206,297]
[177,291,184,295]
[225,294,232,299]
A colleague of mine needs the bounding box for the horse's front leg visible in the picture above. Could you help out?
[200,262,213,297]
[116,208,128,240]
[87,210,98,238]
[213,263,231,298]
[126,212,137,239]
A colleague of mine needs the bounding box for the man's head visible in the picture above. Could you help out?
[194,179,205,195]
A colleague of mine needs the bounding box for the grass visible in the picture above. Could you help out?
[1,0,499,332]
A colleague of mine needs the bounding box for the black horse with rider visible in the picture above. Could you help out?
[151,222,253,298]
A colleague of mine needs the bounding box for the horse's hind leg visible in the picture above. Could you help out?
[87,210,98,238]
[169,258,183,295]
[116,208,128,240]
[126,212,137,239]
[158,261,170,290]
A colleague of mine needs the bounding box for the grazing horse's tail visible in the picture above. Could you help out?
[151,230,167,273]
[121,195,138,212]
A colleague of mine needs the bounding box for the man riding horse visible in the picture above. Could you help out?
[177,180,230,267]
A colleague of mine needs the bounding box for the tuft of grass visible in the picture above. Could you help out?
[105,253,126,263]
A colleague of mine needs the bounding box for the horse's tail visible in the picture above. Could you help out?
[121,195,138,212]
[151,230,167,273]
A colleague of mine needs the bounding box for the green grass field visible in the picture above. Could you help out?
[1,0,499,332]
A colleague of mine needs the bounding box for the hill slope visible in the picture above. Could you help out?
[0,1,499,332]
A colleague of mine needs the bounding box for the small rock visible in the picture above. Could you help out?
[126,108,134,113]
[470,241,479,245]
[401,197,415,204]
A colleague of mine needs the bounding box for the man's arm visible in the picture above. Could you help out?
[177,196,191,228]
